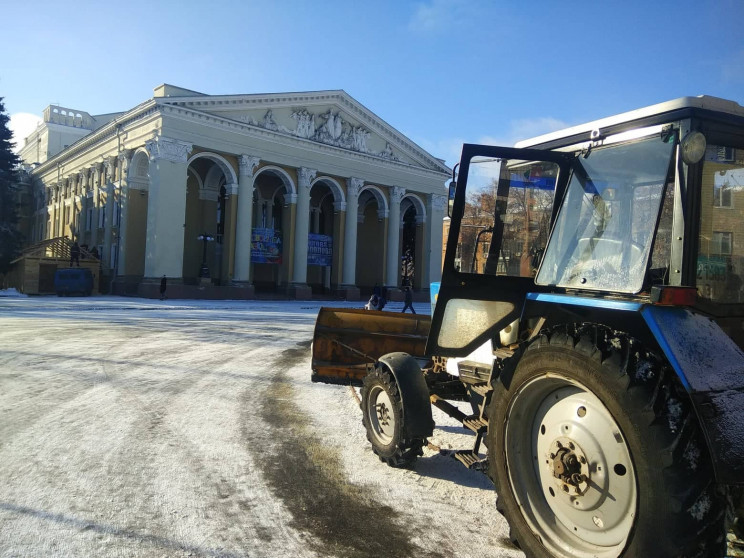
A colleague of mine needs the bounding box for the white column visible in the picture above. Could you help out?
[90,164,102,248]
[385,186,405,287]
[233,155,260,283]
[428,193,447,283]
[80,171,90,240]
[103,157,116,270]
[342,177,362,286]
[116,150,132,276]
[292,167,316,285]
[143,136,193,278]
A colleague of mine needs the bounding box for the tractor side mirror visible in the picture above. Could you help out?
[448,163,459,218]
[448,181,456,218]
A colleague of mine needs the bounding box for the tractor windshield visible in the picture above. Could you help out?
[536,133,676,293]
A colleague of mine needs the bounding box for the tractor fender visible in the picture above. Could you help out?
[642,306,744,485]
[377,352,434,439]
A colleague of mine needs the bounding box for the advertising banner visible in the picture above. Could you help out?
[251,228,282,264]
[308,234,333,266]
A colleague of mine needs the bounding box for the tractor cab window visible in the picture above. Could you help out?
[455,157,558,276]
[536,133,676,293]
[697,145,744,303]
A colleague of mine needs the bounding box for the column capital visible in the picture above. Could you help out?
[239,155,260,178]
[226,182,239,196]
[298,167,317,189]
[390,186,406,204]
[334,201,347,213]
[118,149,134,166]
[104,156,117,179]
[285,192,298,205]
[145,135,193,163]
[347,177,364,197]
[92,163,103,181]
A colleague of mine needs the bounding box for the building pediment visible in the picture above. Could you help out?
[159,90,450,175]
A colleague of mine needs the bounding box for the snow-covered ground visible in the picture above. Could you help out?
[0,292,520,558]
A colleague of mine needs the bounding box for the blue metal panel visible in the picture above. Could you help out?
[641,306,744,484]
[641,306,744,393]
[526,292,643,312]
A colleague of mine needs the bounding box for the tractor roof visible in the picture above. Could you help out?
[515,96,744,149]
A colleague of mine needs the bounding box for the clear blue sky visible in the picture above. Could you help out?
[3,0,743,167]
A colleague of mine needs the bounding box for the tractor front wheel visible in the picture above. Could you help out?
[361,365,425,468]
[488,327,725,558]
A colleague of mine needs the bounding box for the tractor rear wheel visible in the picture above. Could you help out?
[487,326,726,558]
[361,365,425,468]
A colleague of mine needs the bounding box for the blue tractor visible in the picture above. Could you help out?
[312,96,744,558]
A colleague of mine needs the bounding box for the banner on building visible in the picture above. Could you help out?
[251,228,282,264]
[308,234,333,266]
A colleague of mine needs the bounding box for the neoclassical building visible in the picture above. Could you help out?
[18,84,450,298]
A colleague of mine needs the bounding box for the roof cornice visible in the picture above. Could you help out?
[161,90,450,175]
[31,90,451,181]
[159,101,449,179]
[32,99,159,176]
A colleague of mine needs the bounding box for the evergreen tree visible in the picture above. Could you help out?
[0,97,24,275]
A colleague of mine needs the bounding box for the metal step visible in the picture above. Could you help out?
[463,415,488,434]
[454,450,488,470]
[470,383,491,397]
[494,347,515,359]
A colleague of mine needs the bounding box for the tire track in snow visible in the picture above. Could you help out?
[250,341,446,558]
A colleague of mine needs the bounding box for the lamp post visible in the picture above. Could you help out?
[197,233,215,279]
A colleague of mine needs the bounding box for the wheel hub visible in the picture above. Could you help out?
[376,402,391,427]
[549,437,590,495]
[368,387,396,444]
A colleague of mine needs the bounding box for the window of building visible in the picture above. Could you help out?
[714,183,733,208]
[699,145,743,304]
[86,208,93,232]
[712,231,733,256]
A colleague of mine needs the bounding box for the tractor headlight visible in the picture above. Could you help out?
[680,131,707,165]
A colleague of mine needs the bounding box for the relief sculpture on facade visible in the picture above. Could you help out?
[241,108,400,161]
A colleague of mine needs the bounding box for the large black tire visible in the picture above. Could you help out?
[361,365,426,468]
[487,324,726,558]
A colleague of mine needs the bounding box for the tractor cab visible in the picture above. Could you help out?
[428,96,744,356]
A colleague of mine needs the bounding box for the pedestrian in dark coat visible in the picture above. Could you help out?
[160,275,167,300]
[365,294,380,310]
[70,242,80,267]
[401,286,416,314]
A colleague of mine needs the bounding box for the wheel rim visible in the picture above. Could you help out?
[367,385,396,446]
[505,375,637,558]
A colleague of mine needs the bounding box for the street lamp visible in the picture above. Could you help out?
[197,233,215,279]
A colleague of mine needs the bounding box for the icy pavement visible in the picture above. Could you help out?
[0,293,519,558]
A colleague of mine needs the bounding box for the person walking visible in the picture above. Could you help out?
[159,275,167,300]
[364,293,380,311]
[401,286,416,314]
[70,241,80,267]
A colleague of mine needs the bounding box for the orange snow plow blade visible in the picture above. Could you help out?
[311,307,431,386]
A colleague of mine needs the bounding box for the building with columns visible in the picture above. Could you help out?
[17,84,450,299]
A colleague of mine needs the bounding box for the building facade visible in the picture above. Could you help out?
[18,85,450,298]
